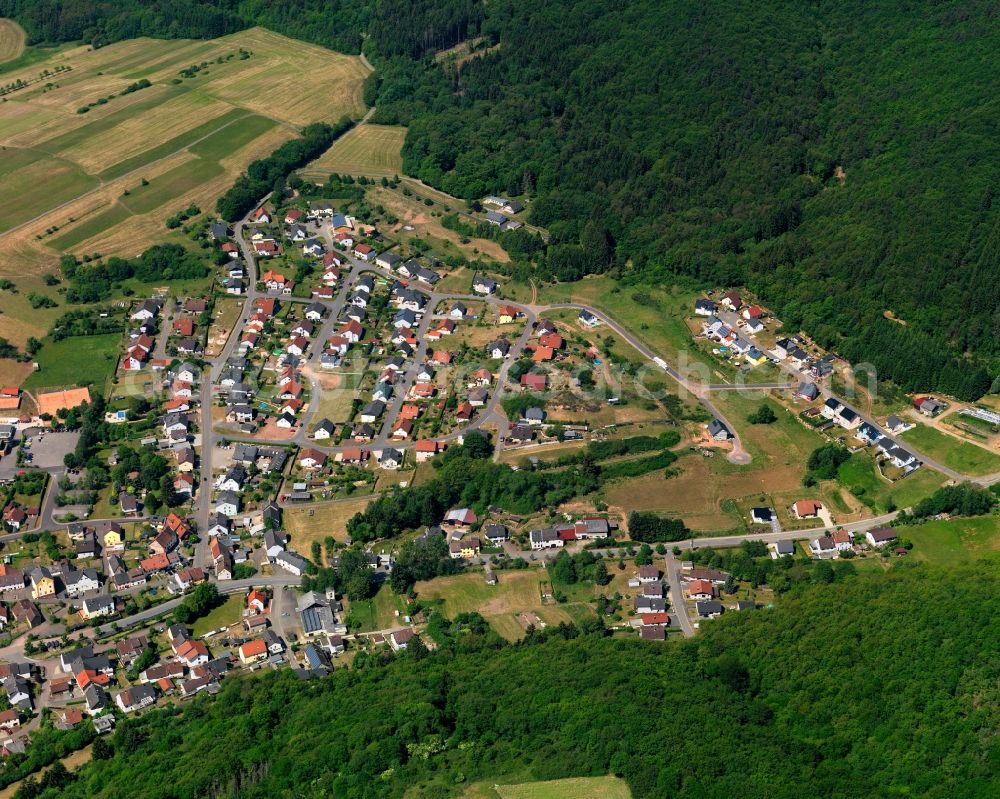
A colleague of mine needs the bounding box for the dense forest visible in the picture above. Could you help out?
[371,0,1000,398]
[18,561,1000,798]
[4,0,999,397]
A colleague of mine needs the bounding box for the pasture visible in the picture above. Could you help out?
[302,123,405,178]
[0,19,25,64]
[0,27,368,346]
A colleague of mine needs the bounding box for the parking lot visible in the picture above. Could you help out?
[20,430,80,470]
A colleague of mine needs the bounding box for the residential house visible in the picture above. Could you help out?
[885,415,906,434]
[483,524,509,545]
[264,530,287,559]
[696,600,724,619]
[472,275,497,295]
[80,596,115,620]
[360,401,385,423]
[379,448,403,470]
[809,536,837,557]
[115,685,157,713]
[529,528,563,550]
[769,540,796,559]
[313,419,335,440]
[638,565,661,583]
[63,569,100,598]
[413,439,440,462]
[707,419,731,441]
[520,373,547,391]
[389,629,416,651]
[238,639,268,666]
[28,567,55,600]
[275,550,308,577]
[688,579,716,601]
[866,527,897,548]
[791,500,822,520]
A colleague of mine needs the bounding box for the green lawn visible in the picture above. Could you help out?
[22,333,121,392]
[900,422,1000,477]
[836,452,945,513]
[191,594,245,637]
[348,585,405,632]
[903,516,1000,566]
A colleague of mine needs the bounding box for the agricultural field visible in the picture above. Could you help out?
[302,123,405,178]
[463,777,632,799]
[0,19,25,64]
[0,27,369,347]
[900,421,1000,477]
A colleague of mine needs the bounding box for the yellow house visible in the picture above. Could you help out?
[29,568,55,600]
[460,538,481,559]
[746,349,768,366]
[103,527,125,551]
[497,305,519,325]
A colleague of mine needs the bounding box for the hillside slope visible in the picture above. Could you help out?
[373,0,1000,398]
[31,562,1000,798]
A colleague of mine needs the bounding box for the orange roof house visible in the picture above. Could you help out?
[532,346,555,362]
[238,639,268,664]
[792,500,822,518]
[248,589,268,613]
[399,404,421,420]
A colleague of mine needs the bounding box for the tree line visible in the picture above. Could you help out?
[215,119,353,222]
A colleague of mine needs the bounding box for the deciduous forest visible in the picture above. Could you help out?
[20,562,1000,798]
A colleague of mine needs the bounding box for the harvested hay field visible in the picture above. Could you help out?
[302,124,406,178]
[0,19,25,65]
[0,27,368,286]
[283,497,372,548]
